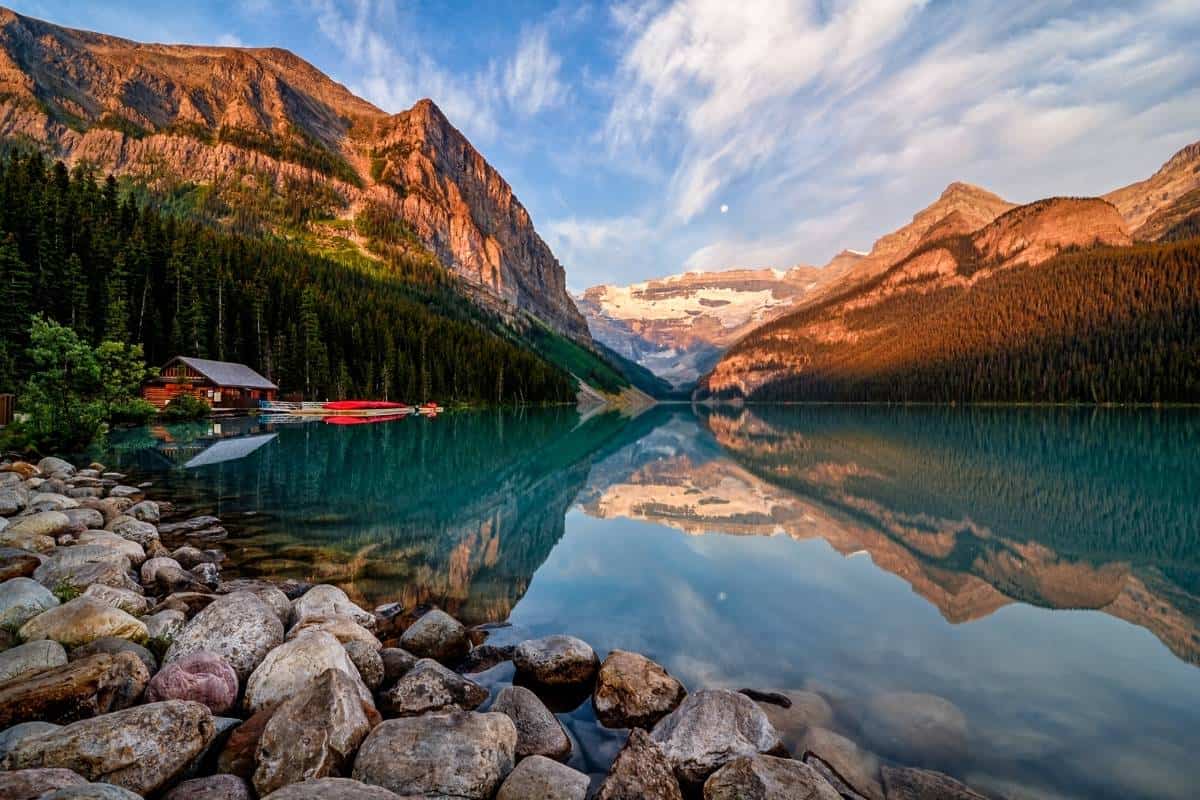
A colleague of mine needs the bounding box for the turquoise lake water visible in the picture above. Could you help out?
[99,406,1200,799]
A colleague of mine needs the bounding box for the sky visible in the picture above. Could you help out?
[13,0,1200,291]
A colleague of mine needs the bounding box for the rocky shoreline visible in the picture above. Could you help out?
[1,454,996,799]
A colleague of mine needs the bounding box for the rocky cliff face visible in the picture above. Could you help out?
[0,7,590,343]
[577,256,862,388]
[1104,141,1200,236]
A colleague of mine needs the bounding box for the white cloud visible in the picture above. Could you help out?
[215,33,245,47]
[504,27,568,116]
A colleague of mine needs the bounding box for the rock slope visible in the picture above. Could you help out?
[0,7,589,343]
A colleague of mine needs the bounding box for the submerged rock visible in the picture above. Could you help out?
[755,690,834,753]
[799,727,884,800]
[650,689,785,788]
[703,754,840,800]
[496,754,590,800]
[252,667,377,796]
[381,657,488,716]
[514,635,599,686]
[0,577,59,630]
[165,591,284,682]
[244,629,371,714]
[596,728,684,800]
[19,598,148,648]
[397,609,469,663]
[860,691,968,767]
[0,700,215,795]
[147,651,239,715]
[880,765,990,800]
[594,649,686,729]
[351,712,517,800]
[0,651,148,728]
[0,639,67,685]
[490,684,571,761]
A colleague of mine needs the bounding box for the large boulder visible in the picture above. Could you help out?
[593,649,686,729]
[0,721,61,759]
[650,689,785,788]
[147,651,239,715]
[288,615,381,650]
[72,532,145,567]
[351,712,517,800]
[82,584,149,617]
[798,727,883,800]
[37,457,76,477]
[163,774,253,800]
[859,691,968,767]
[0,547,42,580]
[514,635,599,686]
[0,768,88,799]
[165,592,284,682]
[397,609,469,663]
[0,700,215,796]
[490,684,571,761]
[62,508,105,531]
[496,754,589,800]
[142,556,183,584]
[703,755,840,800]
[7,511,74,541]
[880,766,990,800]
[0,652,148,728]
[110,517,160,548]
[216,580,290,625]
[261,778,401,799]
[244,630,371,714]
[0,577,59,630]
[252,668,378,796]
[68,638,157,676]
[290,585,374,630]
[19,598,148,648]
[596,728,683,800]
[0,639,67,684]
[380,657,487,716]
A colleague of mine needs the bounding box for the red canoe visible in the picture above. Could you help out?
[323,400,409,411]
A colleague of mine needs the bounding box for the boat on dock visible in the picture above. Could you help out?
[259,400,421,418]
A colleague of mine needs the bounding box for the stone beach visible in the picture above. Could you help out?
[0,454,999,799]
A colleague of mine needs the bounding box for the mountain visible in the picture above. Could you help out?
[0,7,589,344]
[698,195,1200,403]
[577,256,863,388]
[1104,141,1200,237]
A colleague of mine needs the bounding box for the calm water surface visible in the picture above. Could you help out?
[99,406,1200,800]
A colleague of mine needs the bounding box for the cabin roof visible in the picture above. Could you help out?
[165,357,278,391]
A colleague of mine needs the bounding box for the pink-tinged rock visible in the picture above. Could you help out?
[147,650,239,715]
[163,773,254,800]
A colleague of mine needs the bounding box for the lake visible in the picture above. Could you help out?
[98,405,1200,799]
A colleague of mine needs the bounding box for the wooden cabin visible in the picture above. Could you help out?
[142,356,278,410]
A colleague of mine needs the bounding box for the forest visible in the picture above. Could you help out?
[724,237,1200,404]
[0,152,578,405]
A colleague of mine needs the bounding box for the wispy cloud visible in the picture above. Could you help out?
[504,27,568,116]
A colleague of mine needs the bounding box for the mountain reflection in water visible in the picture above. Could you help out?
[100,405,1200,800]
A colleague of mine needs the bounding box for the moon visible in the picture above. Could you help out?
[720,204,729,214]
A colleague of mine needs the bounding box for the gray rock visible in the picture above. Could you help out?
[0,652,149,729]
[28,493,78,512]
[799,727,883,800]
[5,512,73,542]
[594,649,686,729]
[253,667,378,796]
[288,615,381,650]
[860,691,968,767]
[165,592,284,682]
[0,487,27,515]
[142,556,183,584]
[157,516,221,536]
[0,721,61,759]
[596,728,683,800]
[260,778,401,799]
[514,635,599,686]
[37,458,75,477]
[703,755,840,800]
[0,639,67,684]
[192,562,221,587]
[650,689,785,788]
[68,637,157,675]
[19,598,148,649]
[496,754,589,800]
[244,629,371,714]
[0,547,42,581]
[379,647,417,685]
[39,784,143,799]
[880,766,990,800]
[0,576,59,630]
[110,516,159,548]
[215,580,290,625]
[72,532,145,566]
[490,684,571,761]
[343,640,384,690]
[107,486,143,501]
[380,657,487,716]
[398,609,469,664]
[128,500,161,523]
[459,643,516,673]
[290,585,374,631]
[164,774,254,800]
[82,584,149,617]
[143,609,187,641]
[351,711,517,800]
[0,700,215,795]
[0,767,88,799]
[172,546,222,570]
[62,508,104,532]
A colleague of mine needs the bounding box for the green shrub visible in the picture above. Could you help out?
[160,394,211,420]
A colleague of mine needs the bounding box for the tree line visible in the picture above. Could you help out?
[0,151,576,404]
